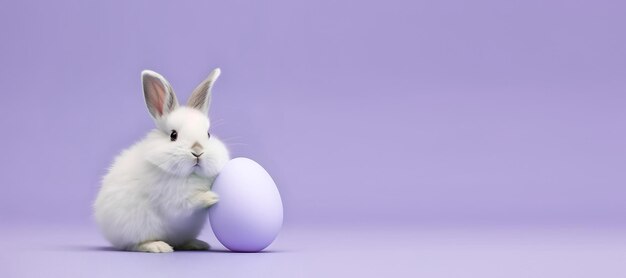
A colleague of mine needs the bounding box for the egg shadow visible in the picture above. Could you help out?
[176,248,286,254]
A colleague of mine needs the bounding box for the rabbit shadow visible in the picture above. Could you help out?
[44,245,120,252]
[46,245,285,253]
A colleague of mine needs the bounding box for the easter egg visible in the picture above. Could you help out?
[209,157,283,252]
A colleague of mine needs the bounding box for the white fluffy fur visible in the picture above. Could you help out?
[94,69,230,252]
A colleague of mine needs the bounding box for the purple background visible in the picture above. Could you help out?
[1,0,625,276]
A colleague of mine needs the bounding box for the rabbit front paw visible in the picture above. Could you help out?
[197,191,219,208]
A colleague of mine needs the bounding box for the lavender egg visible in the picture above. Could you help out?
[209,157,283,252]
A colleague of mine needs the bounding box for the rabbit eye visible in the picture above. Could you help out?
[170,130,178,141]
[207,132,211,139]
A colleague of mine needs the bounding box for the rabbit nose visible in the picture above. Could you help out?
[191,142,203,157]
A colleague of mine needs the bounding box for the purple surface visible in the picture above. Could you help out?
[2,225,626,277]
[1,0,625,276]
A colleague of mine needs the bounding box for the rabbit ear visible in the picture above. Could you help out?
[142,70,179,119]
[188,68,221,114]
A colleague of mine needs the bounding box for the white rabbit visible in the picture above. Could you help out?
[94,68,230,253]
